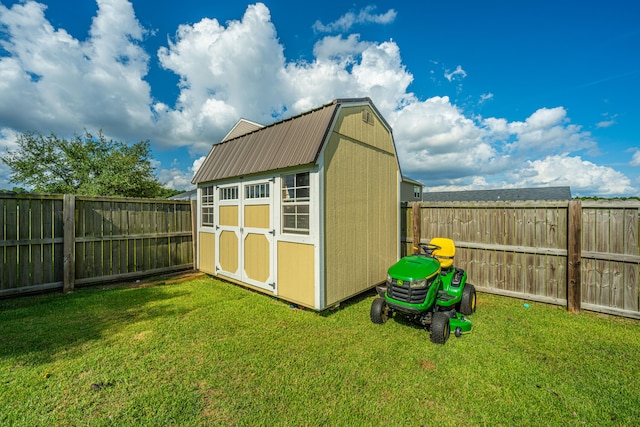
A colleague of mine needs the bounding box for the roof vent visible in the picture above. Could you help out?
[362,109,374,125]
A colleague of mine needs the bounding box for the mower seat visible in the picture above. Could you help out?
[430,237,456,269]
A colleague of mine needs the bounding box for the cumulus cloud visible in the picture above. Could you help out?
[0,127,20,187]
[515,154,634,196]
[156,156,207,190]
[313,5,397,33]
[505,107,596,155]
[155,3,288,153]
[0,1,635,196]
[0,0,153,138]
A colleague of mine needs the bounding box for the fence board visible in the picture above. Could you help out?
[31,199,43,285]
[0,199,4,287]
[624,263,638,311]
[18,199,30,286]
[5,198,18,289]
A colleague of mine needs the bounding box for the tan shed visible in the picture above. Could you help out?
[192,98,401,310]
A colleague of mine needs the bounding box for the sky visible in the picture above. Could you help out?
[0,0,639,197]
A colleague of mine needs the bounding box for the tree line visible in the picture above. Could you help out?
[1,131,182,198]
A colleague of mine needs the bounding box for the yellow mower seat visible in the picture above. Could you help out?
[430,237,456,269]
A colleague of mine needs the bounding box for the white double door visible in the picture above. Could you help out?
[215,179,275,292]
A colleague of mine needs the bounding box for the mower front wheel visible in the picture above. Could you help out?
[370,298,390,324]
[430,312,451,344]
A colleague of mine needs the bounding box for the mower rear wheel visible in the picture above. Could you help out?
[459,284,477,315]
[370,298,390,324]
[430,312,451,344]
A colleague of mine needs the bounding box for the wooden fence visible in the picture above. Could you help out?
[403,200,640,319]
[4,193,639,320]
[0,194,194,297]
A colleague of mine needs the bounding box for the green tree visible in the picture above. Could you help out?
[1,131,168,198]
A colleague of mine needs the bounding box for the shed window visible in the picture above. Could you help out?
[220,186,238,200]
[245,183,270,199]
[201,185,215,227]
[282,172,310,235]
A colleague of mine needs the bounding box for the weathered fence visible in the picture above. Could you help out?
[403,200,640,319]
[0,193,194,297]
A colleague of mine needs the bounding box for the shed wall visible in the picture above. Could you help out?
[323,105,399,306]
[277,241,315,307]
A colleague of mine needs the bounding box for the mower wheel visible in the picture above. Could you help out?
[430,312,450,344]
[459,284,477,315]
[370,298,390,324]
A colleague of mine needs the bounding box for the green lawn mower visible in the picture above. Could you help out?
[370,237,476,344]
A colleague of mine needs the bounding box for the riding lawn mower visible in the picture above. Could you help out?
[370,237,476,344]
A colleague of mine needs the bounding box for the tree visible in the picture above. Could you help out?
[1,131,168,198]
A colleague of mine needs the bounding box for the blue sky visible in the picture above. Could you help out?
[0,0,639,197]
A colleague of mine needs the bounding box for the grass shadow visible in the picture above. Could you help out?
[0,283,191,365]
[318,288,379,318]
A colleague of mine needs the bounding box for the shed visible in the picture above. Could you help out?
[192,98,401,310]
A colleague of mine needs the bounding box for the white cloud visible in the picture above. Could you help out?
[313,6,397,33]
[156,155,206,190]
[479,93,494,104]
[0,128,20,188]
[0,0,153,137]
[155,3,288,154]
[631,149,640,167]
[444,65,467,82]
[505,107,596,155]
[596,113,617,128]
[515,154,634,196]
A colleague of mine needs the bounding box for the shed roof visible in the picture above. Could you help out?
[192,98,386,184]
[422,186,572,202]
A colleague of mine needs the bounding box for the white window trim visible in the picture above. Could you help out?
[200,184,215,228]
[275,168,318,246]
[281,171,311,236]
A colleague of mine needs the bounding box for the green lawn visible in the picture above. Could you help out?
[1,276,639,426]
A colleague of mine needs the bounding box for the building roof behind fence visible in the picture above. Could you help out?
[422,186,572,202]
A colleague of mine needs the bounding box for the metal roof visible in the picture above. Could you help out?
[422,186,572,202]
[192,98,380,184]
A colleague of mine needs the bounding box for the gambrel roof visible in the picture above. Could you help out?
[192,98,390,184]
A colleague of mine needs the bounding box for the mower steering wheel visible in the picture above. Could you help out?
[420,243,441,256]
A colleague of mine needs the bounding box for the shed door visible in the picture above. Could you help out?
[216,181,274,292]
[216,185,241,281]
[241,180,274,290]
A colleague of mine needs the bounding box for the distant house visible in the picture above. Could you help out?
[191,98,401,310]
[168,189,196,201]
[401,176,423,202]
[422,186,571,202]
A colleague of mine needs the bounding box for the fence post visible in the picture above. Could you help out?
[191,199,198,270]
[567,199,581,313]
[63,194,75,293]
[412,202,421,254]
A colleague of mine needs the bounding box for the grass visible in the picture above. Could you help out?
[1,276,639,426]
